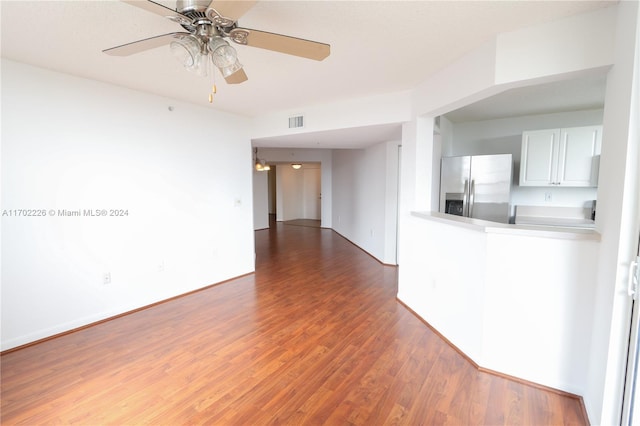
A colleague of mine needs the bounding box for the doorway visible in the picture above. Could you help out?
[271,163,322,223]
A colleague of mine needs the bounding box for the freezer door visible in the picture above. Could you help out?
[469,154,512,223]
[439,156,471,216]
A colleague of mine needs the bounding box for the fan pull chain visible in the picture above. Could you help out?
[209,83,217,103]
[209,55,218,104]
[208,54,217,103]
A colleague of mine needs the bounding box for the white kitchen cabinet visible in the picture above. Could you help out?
[557,126,602,186]
[519,129,559,186]
[520,125,602,187]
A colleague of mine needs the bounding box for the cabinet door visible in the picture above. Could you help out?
[519,129,559,186]
[557,126,602,187]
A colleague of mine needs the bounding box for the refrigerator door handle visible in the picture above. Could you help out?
[469,179,475,218]
[463,179,470,217]
[628,257,639,299]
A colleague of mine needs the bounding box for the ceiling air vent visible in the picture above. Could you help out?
[289,115,304,129]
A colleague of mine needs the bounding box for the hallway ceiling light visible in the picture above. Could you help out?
[292,164,302,169]
[255,159,270,171]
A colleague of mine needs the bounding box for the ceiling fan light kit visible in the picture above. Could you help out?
[104,0,330,102]
[254,148,270,172]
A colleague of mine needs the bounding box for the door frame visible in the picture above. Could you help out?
[621,233,640,425]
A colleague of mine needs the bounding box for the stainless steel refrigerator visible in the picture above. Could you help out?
[439,154,512,223]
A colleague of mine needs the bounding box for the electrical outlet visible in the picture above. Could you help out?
[158,261,164,272]
[103,272,111,285]
[544,192,552,202]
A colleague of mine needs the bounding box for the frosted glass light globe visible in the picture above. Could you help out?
[170,35,200,68]
[209,37,237,68]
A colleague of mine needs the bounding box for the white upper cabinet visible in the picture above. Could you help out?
[557,126,602,186]
[520,125,602,187]
[520,129,560,186]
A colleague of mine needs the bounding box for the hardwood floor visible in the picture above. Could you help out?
[1,222,588,425]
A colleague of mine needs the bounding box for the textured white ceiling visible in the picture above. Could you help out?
[1,0,615,121]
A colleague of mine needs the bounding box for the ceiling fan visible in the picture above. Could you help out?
[104,0,330,100]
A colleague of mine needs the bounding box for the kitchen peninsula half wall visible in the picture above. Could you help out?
[400,210,599,395]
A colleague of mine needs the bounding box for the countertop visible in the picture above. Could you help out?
[514,216,595,228]
[410,211,601,241]
[514,205,595,229]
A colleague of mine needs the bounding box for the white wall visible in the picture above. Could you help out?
[482,232,599,394]
[253,169,269,230]
[412,39,498,119]
[384,142,401,264]
[1,60,255,350]
[252,91,412,140]
[494,6,616,84]
[448,109,603,218]
[279,165,304,221]
[585,1,640,423]
[399,216,486,358]
[332,141,400,264]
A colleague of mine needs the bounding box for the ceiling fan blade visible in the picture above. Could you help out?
[229,28,330,61]
[207,0,257,23]
[121,0,189,23]
[103,32,189,56]
[224,68,248,84]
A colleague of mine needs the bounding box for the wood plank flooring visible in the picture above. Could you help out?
[1,221,588,425]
